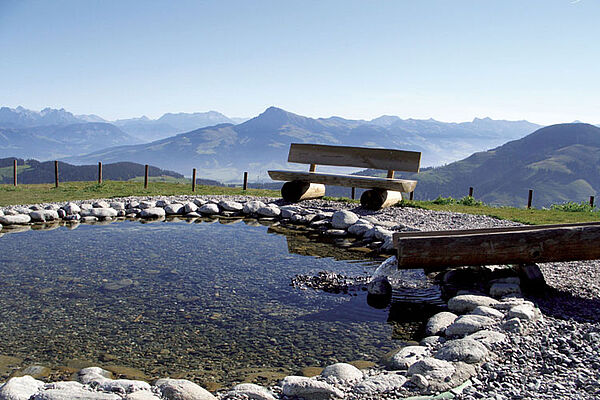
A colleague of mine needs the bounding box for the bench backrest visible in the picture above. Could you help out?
[288,143,421,173]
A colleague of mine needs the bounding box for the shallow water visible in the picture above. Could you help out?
[0,218,436,386]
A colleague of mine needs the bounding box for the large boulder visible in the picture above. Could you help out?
[29,210,59,222]
[218,200,243,212]
[0,376,44,400]
[390,346,430,370]
[224,383,275,400]
[280,376,343,399]
[435,338,489,363]
[164,204,185,215]
[140,208,166,219]
[465,330,507,348]
[93,201,110,209]
[347,222,373,236]
[331,210,359,229]
[257,205,280,217]
[321,363,363,382]
[183,203,198,214]
[447,294,499,313]
[425,311,458,336]
[62,203,81,215]
[198,204,220,215]
[352,372,407,395]
[445,315,496,337]
[243,201,266,214]
[0,214,31,225]
[508,303,540,321]
[470,305,504,319]
[155,379,216,400]
[85,208,118,219]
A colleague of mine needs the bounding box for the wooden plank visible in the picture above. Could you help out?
[268,170,418,192]
[288,143,421,172]
[395,223,600,270]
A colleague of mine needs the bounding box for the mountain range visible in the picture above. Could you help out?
[393,123,600,207]
[63,107,541,181]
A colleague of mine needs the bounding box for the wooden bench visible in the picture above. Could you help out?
[268,143,421,210]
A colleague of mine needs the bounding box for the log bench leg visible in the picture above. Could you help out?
[281,180,326,202]
[360,189,403,210]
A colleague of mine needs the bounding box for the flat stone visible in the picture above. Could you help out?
[257,205,280,217]
[226,383,275,400]
[140,208,166,219]
[218,200,243,212]
[193,199,207,207]
[445,315,496,337]
[280,376,343,399]
[321,363,363,382]
[243,201,266,214]
[489,282,521,298]
[0,214,31,225]
[502,317,523,333]
[407,357,455,381]
[81,216,98,223]
[199,204,220,215]
[12,365,52,379]
[331,210,359,229]
[155,378,216,400]
[390,346,430,369]
[78,367,113,384]
[85,208,118,218]
[435,338,489,364]
[110,202,125,210]
[420,336,447,347]
[508,304,539,321]
[0,376,44,400]
[138,201,155,209]
[97,379,151,394]
[465,330,507,348]
[324,229,346,236]
[492,297,535,311]
[32,388,121,400]
[124,391,162,400]
[470,305,504,319]
[29,210,59,222]
[347,222,373,236]
[448,295,499,313]
[352,372,407,395]
[93,201,110,208]
[425,312,458,336]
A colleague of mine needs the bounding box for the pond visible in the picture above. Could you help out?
[0,218,439,388]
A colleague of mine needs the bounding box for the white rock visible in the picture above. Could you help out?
[448,295,499,313]
[62,203,81,215]
[0,214,31,225]
[140,208,166,219]
[390,346,430,369]
[199,203,220,215]
[435,338,489,363]
[321,363,363,382]
[257,205,280,217]
[42,382,83,391]
[493,297,535,310]
[32,388,121,400]
[502,317,523,333]
[226,383,275,400]
[352,372,407,395]
[29,210,59,222]
[420,336,446,347]
[164,204,185,215]
[508,304,538,321]
[470,305,504,319]
[57,209,66,218]
[44,204,60,210]
[407,357,455,382]
[410,373,429,389]
[0,376,44,400]
[465,330,507,348]
[347,222,373,236]
[80,203,93,210]
[218,200,243,212]
[139,201,155,209]
[0,209,4,216]
[193,199,207,207]
[81,216,98,223]
[86,208,118,218]
[243,201,266,214]
[372,256,397,279]
[78,367,113,384]
[331,210,359,229]
[155,379,216,400]
[183,202,198,213]
[126,201,139,209]
[445,315,496,337]
[489,282,521,298]
[280,376,343,399]
[110,202,125,210]
[97,379,151,394]
[93,201,110,208]
[124,391,162,400]
[425,312,458,336]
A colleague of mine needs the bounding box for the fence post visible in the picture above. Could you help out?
[98,162,103,184]
[527,189,533,209]
[409,191,414,201]
[13,159,17,186]
[351,187,355,200]
[144,164,149,189]
[243,171,248,191]
[54,161,59,188]
[469,187,474,197]
[590,196,595,208]
[192,168,197,192]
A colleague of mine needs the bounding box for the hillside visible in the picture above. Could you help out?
[0,158,193,185]
[66,107,540,181]
[396,123,600,207]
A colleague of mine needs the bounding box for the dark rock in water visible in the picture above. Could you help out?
[291,271,370,294]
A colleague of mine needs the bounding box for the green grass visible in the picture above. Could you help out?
[0,180,278,206]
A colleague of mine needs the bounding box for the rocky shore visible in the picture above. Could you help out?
[0,195,598,399]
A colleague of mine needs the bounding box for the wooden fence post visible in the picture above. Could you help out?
[13,159,17,186]
[54,161,59,188]
[590,196,595,208]
[243,172,248,191]
[351,187,355,200]
[527,189,533,209]
[98,162,103,184]
[192,168,197,192]
[469,187,474,197]
[144,164,149,189]
[409,191,414,201]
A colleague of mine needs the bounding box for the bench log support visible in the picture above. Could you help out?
[281,180,326,202]
[361,189,403,210]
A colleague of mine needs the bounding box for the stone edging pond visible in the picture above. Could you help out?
[0,196,548,399]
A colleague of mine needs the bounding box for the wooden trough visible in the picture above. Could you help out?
[393,222,600,271]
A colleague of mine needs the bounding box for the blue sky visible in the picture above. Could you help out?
[0,0,598,124]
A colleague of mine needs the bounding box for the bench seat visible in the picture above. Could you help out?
[268,170,417,192]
